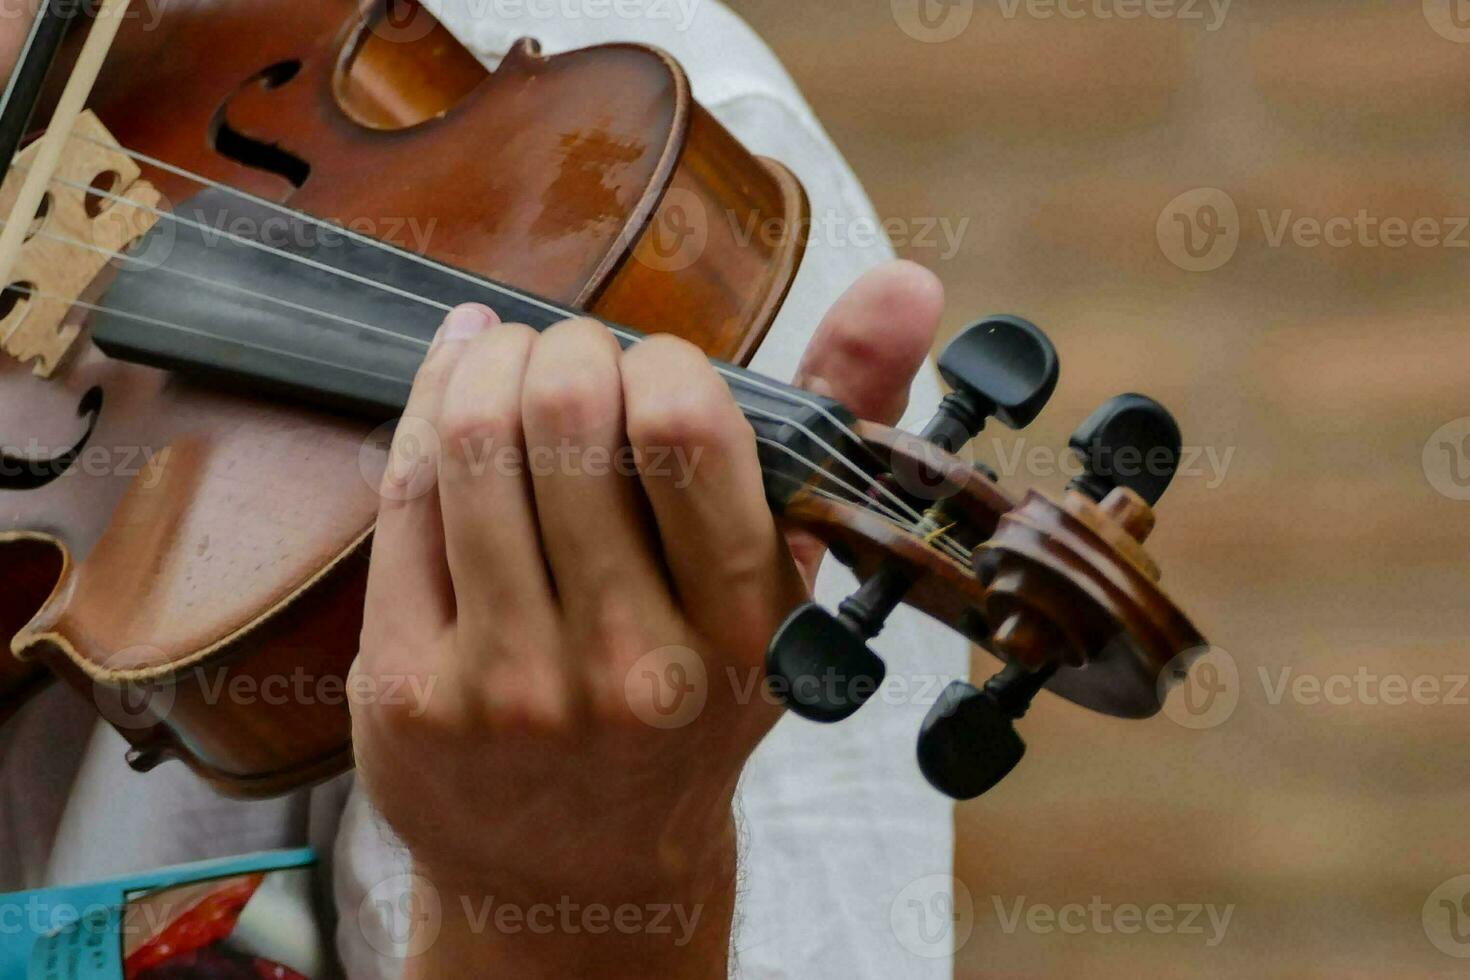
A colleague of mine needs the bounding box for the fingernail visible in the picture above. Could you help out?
[438,305,494,344]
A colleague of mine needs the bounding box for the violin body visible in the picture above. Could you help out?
[0,0,808,794]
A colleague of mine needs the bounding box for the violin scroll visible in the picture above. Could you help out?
[767,327,1209,800]
[764,315,1061,723]
[915,393,1201,799]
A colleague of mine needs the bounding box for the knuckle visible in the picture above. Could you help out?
[452,630,573,737]
[437,323,539,459]
[438,405,520,468]
[590,595,646,653]
[353,672,460,745]
[522,361,619,435]
[488,320,540,352]
[547,315,618,348]
[624,336,741,453]
[387,414,440,463]
[379,417,441,501]
[585,626,663,728]
[827,325,890,369]
[364,687,431,736]
[622,332,701,375]
[629,386,742,458]
[481,671,574,737]
[596,639,707,732]
[718,542,781,596]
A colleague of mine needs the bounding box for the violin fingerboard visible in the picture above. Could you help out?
[89,189,878,510]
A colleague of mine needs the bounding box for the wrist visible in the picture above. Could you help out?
[407,773,742,898]
[402,821,738,980]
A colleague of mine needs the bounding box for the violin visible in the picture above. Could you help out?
[0,0,1207,802]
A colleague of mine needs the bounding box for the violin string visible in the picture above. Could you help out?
[4,215,947,541]
[15,162,457,313]
[12,244,977,566]
[12,267,941,550]
[47,133,937,531]
[2,218,426,347]
[14,279,976,564]
[10,285,408,383]
[0,226,946,543]
[65,130,572,317]
[753,433,972,564]
[10,144,973,557]
[773,474,973,571]
[29,162,935,528]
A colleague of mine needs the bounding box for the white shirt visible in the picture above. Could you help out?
[0,3,965,977]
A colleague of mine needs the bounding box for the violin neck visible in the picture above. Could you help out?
[88,189,874,508]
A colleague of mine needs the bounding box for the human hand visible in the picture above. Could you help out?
[350,260,943,975]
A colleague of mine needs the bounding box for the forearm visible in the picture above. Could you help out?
[402,840,738,980]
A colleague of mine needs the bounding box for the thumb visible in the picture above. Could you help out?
[792,259,945,426]
[784,260,946,585]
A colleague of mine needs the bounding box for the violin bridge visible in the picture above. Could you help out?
[0,111,161,377]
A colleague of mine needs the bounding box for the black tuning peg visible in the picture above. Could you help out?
[916,662,1057,800]
[765,599,889,723]
[1067,393,1181,506]
[766,315,1059,725]
[921,315,1061,451]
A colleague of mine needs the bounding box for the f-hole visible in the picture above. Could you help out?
[0,386,104,490]
[209,60,313,188]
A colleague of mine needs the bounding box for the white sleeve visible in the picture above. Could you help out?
[702,94,965,980]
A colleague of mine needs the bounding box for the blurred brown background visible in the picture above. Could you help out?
[735,0,1470,976]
